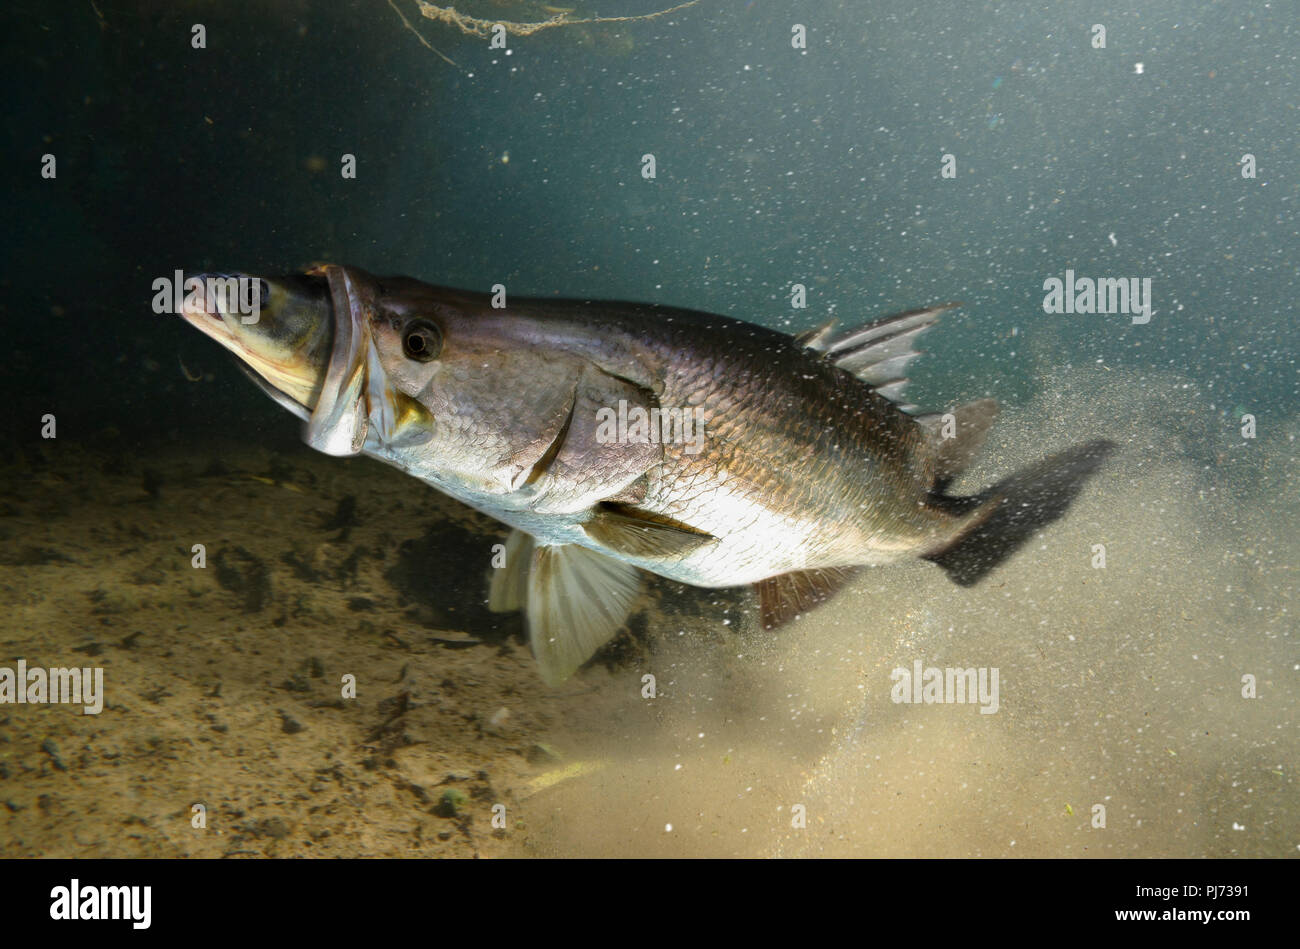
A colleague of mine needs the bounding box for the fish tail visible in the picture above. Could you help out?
[924,492,1005,557]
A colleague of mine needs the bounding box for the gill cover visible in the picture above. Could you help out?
[304,265,431,457]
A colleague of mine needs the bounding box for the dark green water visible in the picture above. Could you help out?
[3,1,1295,443]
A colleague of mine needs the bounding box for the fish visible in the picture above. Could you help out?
[177,264,1112,684]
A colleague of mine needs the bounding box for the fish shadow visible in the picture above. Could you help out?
[384,524,525,642]
[926,439,1117,586]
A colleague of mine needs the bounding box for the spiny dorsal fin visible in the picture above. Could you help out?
[821,302,961,407]
[754,566,860,630]
[915,397,1000,491]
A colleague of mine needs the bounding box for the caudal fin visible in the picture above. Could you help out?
[923,439,1116,586]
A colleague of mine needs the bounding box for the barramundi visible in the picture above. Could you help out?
[177,265,1110,683]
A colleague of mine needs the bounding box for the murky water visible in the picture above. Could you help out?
[1,1,1295,860]
[512,365,1297,857]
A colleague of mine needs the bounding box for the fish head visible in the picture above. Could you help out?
[359,273,602,498]
[179,265,638,503]
[178,271,334,415]
[362,278,540,425]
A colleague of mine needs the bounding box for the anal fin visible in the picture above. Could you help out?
[754,566,860,631]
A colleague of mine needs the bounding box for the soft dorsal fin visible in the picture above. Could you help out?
[754,566,860,630]
[915,397,1000,490]
[818,302,961,410]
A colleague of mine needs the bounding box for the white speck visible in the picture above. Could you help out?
[1108,232,1118,247]
[665,823,673,832]
[1134,62,1144,74]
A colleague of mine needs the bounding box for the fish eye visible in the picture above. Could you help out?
[402,320,443,362]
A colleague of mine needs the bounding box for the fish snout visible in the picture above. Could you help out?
[175,270,336,412]
[179,273,270,329]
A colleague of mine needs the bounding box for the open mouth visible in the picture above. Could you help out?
[178,271,275,329]
[176,273,321,410]
[179,295,247,350]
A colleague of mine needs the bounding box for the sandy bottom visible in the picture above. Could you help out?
[0,364,1295,857]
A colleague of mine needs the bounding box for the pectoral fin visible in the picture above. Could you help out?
[527,543,644,685]
[582,502,715,559]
